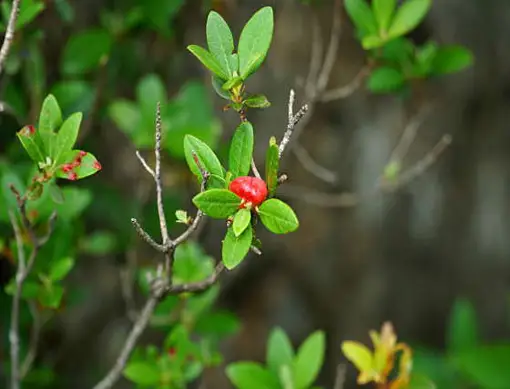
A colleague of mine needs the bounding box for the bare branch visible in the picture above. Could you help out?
[135,151,155,178]
[333,364,346,389]
[130,218,166,252]
[92,296,159,389]
[305,14,324,97]
[293,144,337,184]
[251,159,262,179]
[20,302,42,379]
[381,134,452,191]
[168,263,225,294]
[0,0,21,76]
[279,89,309,159]
[316,0,342,92]
[321,66,369,102]
[154,103,169,245]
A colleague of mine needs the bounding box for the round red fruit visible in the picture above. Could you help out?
[229,176,268,206]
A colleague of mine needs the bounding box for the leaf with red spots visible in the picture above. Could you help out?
[16,124,46,163]
[55,149,102,180]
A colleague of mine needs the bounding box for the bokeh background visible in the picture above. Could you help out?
[1,0,510,388]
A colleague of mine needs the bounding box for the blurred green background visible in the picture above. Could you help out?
[1,0,510,388]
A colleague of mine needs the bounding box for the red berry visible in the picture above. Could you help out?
[229,176,268,206]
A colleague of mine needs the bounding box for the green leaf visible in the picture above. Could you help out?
[192,189,241,219]
[244,94,271,108]
[265,137,279,196]
[49,257,74,281]
[447,298,478,354]
[431,46,473,75]
[187,45,229,80]
[207,11,235,77]
[173,241,214,283]
[61,28,112,75]
[362,35,385,49]
[233,208,251,237]
[108,100,140,136]
[453,345,510,389]
[209,174,227,189]
[39,284,64,309]
[415,41,439,76]
[55,150,102,180]
[175,210,189,224]
[54,112,82,164]
[51,80,95,116]
[226,362,280,389]
[293,331,325,389]
[5,280,40,300]
[222,76,243,91]
[184,134,225,183]
[51,187,92,219]
[267,327,294,375]
[212,75,231,100]
[38,94,62,154]
[367,66,405,93]
[238,7,274,79]
[80,231,117,255]
[195,311,241,336]
[258,199,299,234]
[373,0,396,32]
[16,125,46,163]
[341,341,373,372]
[344,0,378,37]
[123,361,161,386]
[407,374,437,389]
[136,74,167,119]
[229,122,254,178]
[222,226,252,270]
[388,0,431,39]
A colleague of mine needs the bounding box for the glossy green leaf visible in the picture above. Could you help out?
[238,7,274,79]
[229,122,254,178]
[367,66,405,93]
[222,226,252,270]
[344,0,378,37]
[123,361,161,386]
[222,76,243,91]
[447,298,478,353]
[16,125,46,163]
[207,11,235,76]
[38,94,62,154]
[431,46,473,75]
[226,362,280,389]
[388,0,431,39]
[258,199,299,234]
[212,75,231,100]
[454,345,510,389]
[184,135,224,182]
[49,257,74,281]
[55,150,102,180]
[187,44,229,80]
[192,189,241,219]
[373,0,396,32]
[233,208,251,237]
[265,137,279,196]
[293,331,325,389]
[244,94,271,108]
[341,341,373,372]
[267,327,294,375]
[61,28,112,75]
[54,112,82,164]
[208,174,227,189]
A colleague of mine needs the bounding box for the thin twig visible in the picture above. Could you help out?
[293,143,337,184]
[381,134,452,191]
[9,211,24,389]
[167,263,224,294]
[92,296,160,389]
[316,0,342,92]
[135,151,155,178]
[279,89,309,159]
[321,66,369,102]
[20,302,42,379]
[333,364,346,389]
[0,0,21,76]
[130,218,166,252]
[154,103,169,245]
[251,159,262,179]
